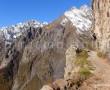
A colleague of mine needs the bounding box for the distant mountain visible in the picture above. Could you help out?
[0,20,48,43]
[0,5,93,45]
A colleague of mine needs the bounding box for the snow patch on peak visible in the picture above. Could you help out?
[80,5,91,11]
[64,5,93,33]
[0,20,48,42]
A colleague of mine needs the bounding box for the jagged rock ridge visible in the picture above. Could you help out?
[0,20,48,43]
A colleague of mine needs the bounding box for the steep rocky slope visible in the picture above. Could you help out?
[0,5,95,90]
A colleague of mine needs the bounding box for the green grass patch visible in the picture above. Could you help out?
[75,50,93,79]
[79,66,92,79]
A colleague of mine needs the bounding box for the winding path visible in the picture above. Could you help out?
[81,51,110,90]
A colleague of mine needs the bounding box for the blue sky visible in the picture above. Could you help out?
[0,0,91,27]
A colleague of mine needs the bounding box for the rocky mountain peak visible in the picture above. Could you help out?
[0,20,48,44]
[64,5,93,34]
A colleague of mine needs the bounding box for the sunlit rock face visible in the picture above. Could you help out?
[11,22,77,90]
[93,0,110,53]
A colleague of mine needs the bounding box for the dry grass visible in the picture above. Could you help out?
[75,50,93,79]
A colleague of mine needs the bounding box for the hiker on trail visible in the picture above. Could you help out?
[92,33,97,41]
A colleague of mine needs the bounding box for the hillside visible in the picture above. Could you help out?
[0,0,110,90]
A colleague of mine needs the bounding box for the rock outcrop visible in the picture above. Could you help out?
[93,0,110,53]
[12,24,76,90]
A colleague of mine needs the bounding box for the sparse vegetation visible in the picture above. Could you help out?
[69,50,94,89]
[79,66,92,79]
[75,50,93,79]
[75,50,89,66]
